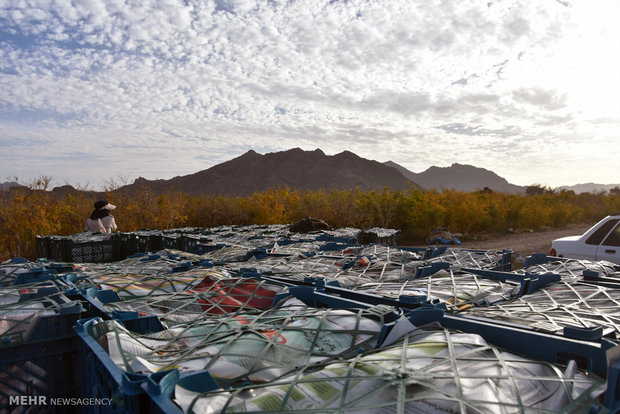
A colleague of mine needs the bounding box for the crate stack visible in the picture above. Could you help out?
[4,224,620,413]
[0,258,86,410]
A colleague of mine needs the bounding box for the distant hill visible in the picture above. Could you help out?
[116,148,418,196]
[0,181,20,191]
[385,161,524,193]
[557,183,620,194]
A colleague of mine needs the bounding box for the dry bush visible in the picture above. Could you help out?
[1,177,619,261]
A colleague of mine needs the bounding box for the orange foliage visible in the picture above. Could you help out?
[1,177,619,261]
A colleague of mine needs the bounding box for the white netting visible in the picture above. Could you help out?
[85,298,394,388]
[353,268,521,310]
[97,277,286,325]
[176,327,604,413]
[461,280,620,336]
[521,258,620,279]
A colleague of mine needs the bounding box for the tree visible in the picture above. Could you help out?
[525,184,555,196]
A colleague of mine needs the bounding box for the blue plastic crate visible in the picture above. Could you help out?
[429,310,615,376]
[0,294,84,413]
[0,334,80,413]
[459,267,561,298]
[316,233,358,245]
[136,304,617,414]
[143,370,218,414]
[1,291,83,346]
[73,316,165,414]
[318,242,356,252]
[523,252,568,267]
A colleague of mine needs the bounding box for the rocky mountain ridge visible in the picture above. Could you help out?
[3,148,617,196]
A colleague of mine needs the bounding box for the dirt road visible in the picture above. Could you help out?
[458,223,594,268]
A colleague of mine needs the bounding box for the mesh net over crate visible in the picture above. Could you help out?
[238,247,510,289]
[424,248,510,271]
[1,260,46,286]
[344,268,526,310]
[521,258,620,280]
[96,277,287,325]
[86,270,224,298]
[84,298,395,388]
[77,253,231,298]
[201,245,256,262]
[460,279,620,337]
[0,282,83,345]
[175,326,605,413]
[77,250,204,277]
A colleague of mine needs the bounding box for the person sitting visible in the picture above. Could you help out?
[85,200,118,233]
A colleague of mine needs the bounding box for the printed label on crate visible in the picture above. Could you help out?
[189,277,283,314]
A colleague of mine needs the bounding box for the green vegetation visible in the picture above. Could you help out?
[1,178,619,261]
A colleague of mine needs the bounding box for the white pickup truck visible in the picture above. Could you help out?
[550,213,620,264]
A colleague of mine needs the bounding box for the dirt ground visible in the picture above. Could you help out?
[457,222,595,268]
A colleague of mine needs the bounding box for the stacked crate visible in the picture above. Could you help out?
[5,224,620,412]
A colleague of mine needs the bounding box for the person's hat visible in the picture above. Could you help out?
[94,200,116,210]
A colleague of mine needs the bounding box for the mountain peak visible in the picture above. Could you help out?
[121,148,417,196]
[385,161,523,193]
[111,148,527,197]
[334,150,360,160]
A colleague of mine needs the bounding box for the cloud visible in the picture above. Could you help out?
[435,122,521,138]
[512,88,568,111]
[0,0,616,188]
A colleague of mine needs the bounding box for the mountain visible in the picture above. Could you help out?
[0,181,20,191]
[385,161,524,193]
[557,183,620,194]
[117,148,419,196]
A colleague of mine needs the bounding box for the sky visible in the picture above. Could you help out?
[1,0,619,191]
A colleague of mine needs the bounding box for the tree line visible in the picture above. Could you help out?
[1,178,619,261]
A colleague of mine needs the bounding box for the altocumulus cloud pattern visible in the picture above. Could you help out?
[0,0,618,189]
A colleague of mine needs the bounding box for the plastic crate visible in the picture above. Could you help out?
[74,296,398,413]
[69,238,120,263]
[119,233,161,258]
[1,291,83,345]
[160,235,181,251]
[0,295,84,413]
[138,304,617,414]
[418,309,617,381]
[493,248,512,271]
[135,233,162,254]
[318,242,356,252]
[425,247,512,271]
[356,230,400,246]
[46,236,121,263]
[48,237,68,263]
[144,370,216,414]
[315,234,358,245]
[0,335,80,413]
[459,267,561,298]
[179,235,221,255]
[73,316,165,414]
[523,252,568,267]
[35,236,50,259]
